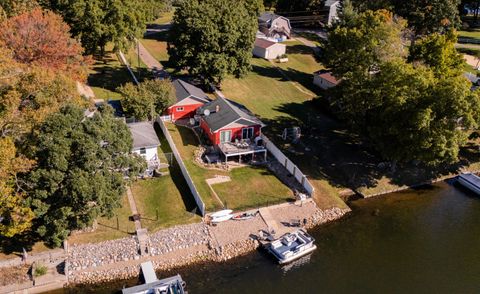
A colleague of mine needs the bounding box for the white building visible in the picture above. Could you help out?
[313,70,339,90]
[128,122,161,174]
[253,38,286,60]
[325,0,340,26]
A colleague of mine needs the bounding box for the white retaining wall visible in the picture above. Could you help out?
[156,118,206,216]
[261,134,315,195]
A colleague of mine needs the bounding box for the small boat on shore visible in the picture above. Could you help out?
[457,173,480,195]
[122,261,186,294]
[209,209,233,223]
[265,229,317,265]
[232,211,257,221]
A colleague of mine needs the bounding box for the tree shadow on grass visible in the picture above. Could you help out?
[88,55,153,93]
[0,233,44,256]
[261,100,477,194]
[153,122,200,215]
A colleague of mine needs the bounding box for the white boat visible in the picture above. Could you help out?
[211,214,233,223]
[210,209,233,218]
[457,173,480,195]
[265,229,317,265]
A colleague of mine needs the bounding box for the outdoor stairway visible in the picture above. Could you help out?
[259,207,280,236]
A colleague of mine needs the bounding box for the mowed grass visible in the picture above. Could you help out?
[165,122,294,212]
[221,57,314,120]
[212,167,294,211]
[153,10,174,24]
[68,195,135,245]
[88,44,146,101]
[166,122,226,211]
[458,29,480,40]
[131,178,201,232]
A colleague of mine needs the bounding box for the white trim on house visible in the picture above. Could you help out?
[213,117,261,133]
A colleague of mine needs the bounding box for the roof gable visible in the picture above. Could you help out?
[173,79,210,104]
[128,122,161,149]
[199,97,263,132]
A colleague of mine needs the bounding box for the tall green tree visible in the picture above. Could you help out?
[324,9,406,77]
[24,105,145,247]
[117,79,175,121]
[352,0,461,36]
[409,30,465,77]
[335,60,480,165]
[168,0,259,85]
[39,0,158,55]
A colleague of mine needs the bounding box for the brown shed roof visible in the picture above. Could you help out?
[314,70,339,85]
[254,38,277,49]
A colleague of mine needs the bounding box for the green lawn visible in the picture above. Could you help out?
[166,122,225,211]
[212,167,294,211]
[458,29,480,41]
[153,10,174,24]
[87,44,148,101]
[131,178,201,232]
[68,195,136,245]
[221,57,314,120]
[165,122,295,212]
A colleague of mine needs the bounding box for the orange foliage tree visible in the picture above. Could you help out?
[0,8,90,80]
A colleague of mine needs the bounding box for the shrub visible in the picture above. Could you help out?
[34,264,47,277]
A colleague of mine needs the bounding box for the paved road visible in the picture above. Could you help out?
[135,39,169,79]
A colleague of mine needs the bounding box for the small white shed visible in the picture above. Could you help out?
[313,70,339,90]
[253,38,286,60]
[128,122,161,171]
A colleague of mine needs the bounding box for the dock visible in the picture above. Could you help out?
[121,261,185,294]
[457,173,480,194]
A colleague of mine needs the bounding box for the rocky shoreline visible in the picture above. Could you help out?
[68,205,350,286]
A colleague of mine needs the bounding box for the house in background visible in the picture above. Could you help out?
[313,70,339,89]
[258,12,292,41]
[197,96,267,163]
[253,38,286,60]
[128,121,161,174]
[325,0,340,25]
[167,79,210,121]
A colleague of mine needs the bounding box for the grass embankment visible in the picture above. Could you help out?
[165,123,294,211]
[458,29,480,41]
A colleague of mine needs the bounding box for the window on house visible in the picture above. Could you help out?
[242,127,254,139]
[220,130,232,143]
[177,107,184,112]
[140,147,146,155]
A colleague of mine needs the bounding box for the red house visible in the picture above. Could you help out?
[198,96,267,162]
[167,80,210,121]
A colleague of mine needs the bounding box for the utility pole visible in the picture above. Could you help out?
[137,39,141,79]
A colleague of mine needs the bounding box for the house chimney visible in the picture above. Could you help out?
[215,105,220,113]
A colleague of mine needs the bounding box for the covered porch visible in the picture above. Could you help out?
[218,141,267,164]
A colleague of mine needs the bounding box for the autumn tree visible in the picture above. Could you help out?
[351,0,461,36]
[25,105,145,247]
[39,0,157,56]
[117,79,175,121]
[0,8,89,80]
[0,46,83,237]
[168,0,260,85]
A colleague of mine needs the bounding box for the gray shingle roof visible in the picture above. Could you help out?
[128,122,160,149]
[173,79,209,104]
[259,12,281,23]
[198,96,264,132]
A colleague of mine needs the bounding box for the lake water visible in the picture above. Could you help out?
[57,181,480,293]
